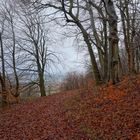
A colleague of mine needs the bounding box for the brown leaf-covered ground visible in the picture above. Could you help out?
[0,75,140,140]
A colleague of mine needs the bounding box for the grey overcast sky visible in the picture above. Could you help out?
[61,38,86,73]
[47,17,87,75]
[50,36,87,75]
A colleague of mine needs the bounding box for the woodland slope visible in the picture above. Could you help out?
[0,75,140,140]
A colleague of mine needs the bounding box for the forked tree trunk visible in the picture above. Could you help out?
[104,0,120,84]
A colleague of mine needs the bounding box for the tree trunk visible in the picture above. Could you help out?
[71,16,102,85]
[39,72,46,96]
[87,42,102,85]
[34,42,46,96]
[88,7,104,80]
[88,1,109,82]
[0,33,6,84]
[81,28,102,84]
[104,0,120,84]
[0,73,7,106]
[11,19,19,97]
[0,33,7,106]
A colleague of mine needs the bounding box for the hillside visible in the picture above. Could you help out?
[0,75,140,140]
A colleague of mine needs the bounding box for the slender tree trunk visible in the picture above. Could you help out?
[82,29,102,85]
[123,0,135,73]
[87,42,102,85]
[125,1,132,73]
[134,31,140,73]
[0,33,7,106]
[0,33,6,84]
[11,20,19,97]
[88,7,104,80]
[88,1,109,82]
[119,0,129,74]
[73,18,102,84]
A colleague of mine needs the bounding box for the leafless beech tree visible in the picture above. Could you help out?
[0,0,61,104]
[16,1,61,96]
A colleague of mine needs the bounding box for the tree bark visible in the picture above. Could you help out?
[0,33,6,84]
[0,33,7,106]
[103,0,120,84]
[89,0,109,82]
[39,72,46,96]
[77,22,102,85]
[0,73,7,106]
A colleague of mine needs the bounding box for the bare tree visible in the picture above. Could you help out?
[1,1,20,97]
[0,9,8,106]
[16,1,58,96]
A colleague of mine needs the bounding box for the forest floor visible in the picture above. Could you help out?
[0,75,140,140]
